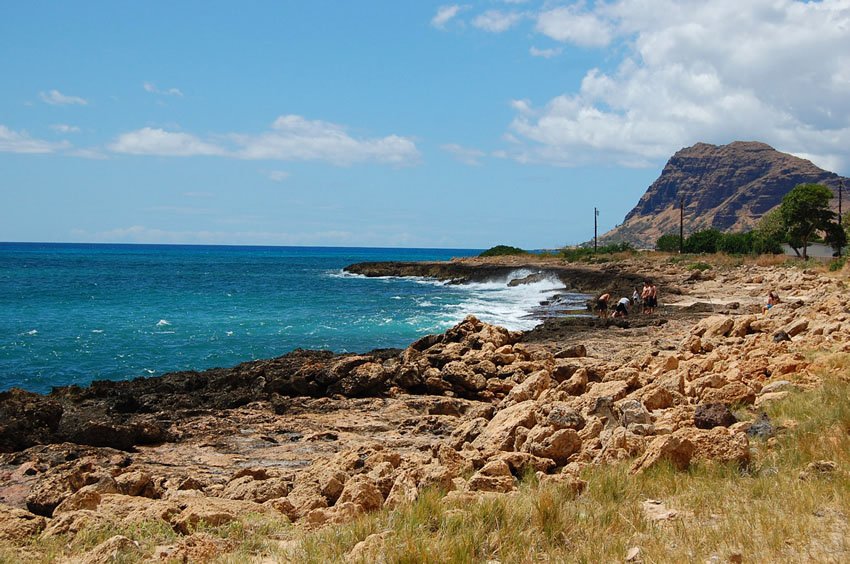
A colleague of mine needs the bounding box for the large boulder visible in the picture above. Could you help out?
[472,400,537,452]
[630,434,694,474]
[0,503,46,542]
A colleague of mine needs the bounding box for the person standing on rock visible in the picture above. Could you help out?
[641,281,652,314]
[649,281,658,314]
[596,293,611,318]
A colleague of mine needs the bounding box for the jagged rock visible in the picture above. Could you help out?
[337,475,384,512]
[220,475,291,503]
[0,504,46,541]
[472,400,537,452]
[680,428,750,466]
[521,426,582,466]
[78,535,141,564]
[694,403,737,429]
[496,451,556,475]
[617,399,652,428]
[173,497,272,534]
[700,382,756,405]
[545,402,585,430]
[467,460,516,493]
[502,370,551,405]
[441,361,487,393]
[630,434,694,474]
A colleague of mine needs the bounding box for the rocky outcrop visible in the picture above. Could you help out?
[601,141,848,247]
[1,258,848,559]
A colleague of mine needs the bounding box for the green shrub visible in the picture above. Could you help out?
[829,257,846,271]
[688,262,712,271]
[655,233,681,252]
[559,242,634,262]
[684,229,723,253]
[479,245,528,257]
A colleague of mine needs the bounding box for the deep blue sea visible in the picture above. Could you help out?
[0,243,584,393]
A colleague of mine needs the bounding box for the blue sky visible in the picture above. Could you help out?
[2,1,849,249]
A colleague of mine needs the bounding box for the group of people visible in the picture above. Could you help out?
[595,280,658,319]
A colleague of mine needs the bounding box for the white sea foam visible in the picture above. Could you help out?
[25,329,38,336]
[91,329,104,334]
[156,319,171,327]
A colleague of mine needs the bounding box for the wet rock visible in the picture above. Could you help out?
[0,389,63,452]
[694,403,737,429]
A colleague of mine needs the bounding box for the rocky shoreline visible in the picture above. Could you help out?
[1,256,848,561]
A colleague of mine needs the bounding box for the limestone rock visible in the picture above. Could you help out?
[337,475,384,512]
[78,535,140,564]
[521,426,582,466]
[467,460,516,493]
[0,504,46,542]
[630,434,694,474]
[472,400,537,452]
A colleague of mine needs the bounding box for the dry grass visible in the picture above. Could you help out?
[2,365,849,564]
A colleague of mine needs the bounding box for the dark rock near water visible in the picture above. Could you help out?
[773,330,792,343]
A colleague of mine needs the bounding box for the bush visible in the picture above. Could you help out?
[684,229,723,254]
[479,245,528,257]
[655,234,681,253]
[559,242,634,262]
[718,231,754,254]
[688,262,712,271]
[829,257,846,272]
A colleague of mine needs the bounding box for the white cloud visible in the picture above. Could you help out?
[108,116,419,165]
[50,124,80,133]
[432,5,463,29]
[536,5,614,47]
[109,127,225,157]
[39,89,88,106]
[472,10,524,33]
[143,82,183,97]
[441,143,486,165]
[267,170,291,182]
[232,115,419,165]
[507,0,850,169]
[529,46,562,58]
[0,125,70,154]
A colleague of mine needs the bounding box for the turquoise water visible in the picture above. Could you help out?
[0,243,583,393]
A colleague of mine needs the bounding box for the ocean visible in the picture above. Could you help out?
[0,243,586,394]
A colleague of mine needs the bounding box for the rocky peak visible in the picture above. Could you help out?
[602,141,848,247]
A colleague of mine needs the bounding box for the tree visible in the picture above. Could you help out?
[752,208,786,254]
[684,229,722,253]
[780,183,835,259]
[655,233,681,252]
[718,231,754,254]
[824,221,847,255]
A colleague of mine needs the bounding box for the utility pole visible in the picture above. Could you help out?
[594,207,599,253]
[679,197,684,254]
[838,178,844,257]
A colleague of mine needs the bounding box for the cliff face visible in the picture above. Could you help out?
[601,141,847,247]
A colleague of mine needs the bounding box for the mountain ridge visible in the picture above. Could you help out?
[600,141,848,247]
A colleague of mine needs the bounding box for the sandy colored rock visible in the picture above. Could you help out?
[78,535,141,564]
[630,434,694,474]
[0,503,46,542]
[522,426,582,466]
[337,474,384,513]
[472,400,537,452]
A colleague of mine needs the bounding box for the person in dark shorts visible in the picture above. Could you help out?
[612,296,630,318]
[595,293,611,318]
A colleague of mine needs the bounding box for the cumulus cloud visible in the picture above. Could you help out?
[472,10,524,33]
[535,5,614,47]
[143,82,183,96]
[506,0,850,169]
[39,89,88,106]
[108,116,419,165]
[109,128,225,157]
[432,5,463,29]
[0,125,70,154]
[441,143,486,165]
